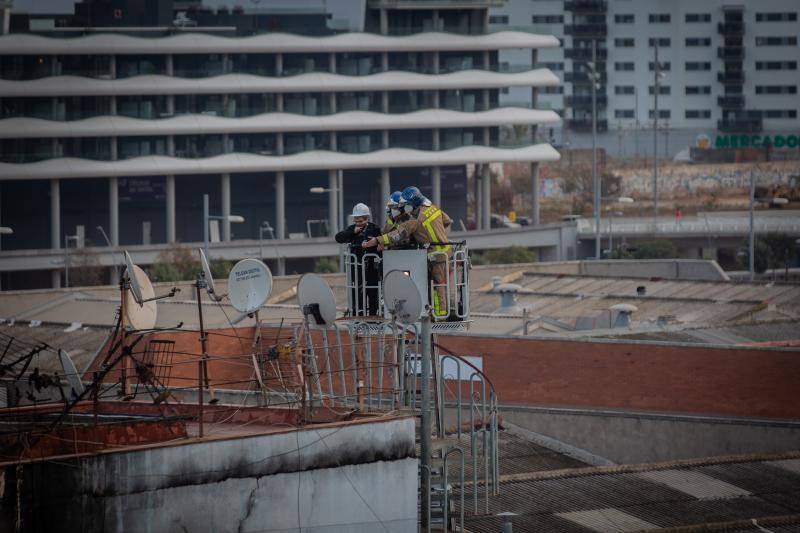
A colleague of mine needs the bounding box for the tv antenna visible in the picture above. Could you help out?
[383,270,422,325]
[198,248,224,302]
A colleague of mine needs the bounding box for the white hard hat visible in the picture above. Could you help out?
[352,203,371,218]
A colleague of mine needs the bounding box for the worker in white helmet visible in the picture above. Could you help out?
[335,203,382,316]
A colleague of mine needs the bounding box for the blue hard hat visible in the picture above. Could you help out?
[402,186,424,208]
[389,190,403,205]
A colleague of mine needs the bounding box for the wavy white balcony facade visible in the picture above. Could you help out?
[0,31,560,55]
[0,108,561,139]
[0,144,560,180]
[0,69,558,98]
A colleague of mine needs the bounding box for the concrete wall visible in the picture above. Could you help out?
[3,416,417,533]
[579,259,729,281]
[502,405,800,465]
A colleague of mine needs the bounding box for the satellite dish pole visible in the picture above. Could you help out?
[419,306,433,530]
[194,270,210,438]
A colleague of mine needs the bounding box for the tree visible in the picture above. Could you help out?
[631,240,679,260]
[314,257,338,273]
[741,233,797,279]
[149,243,199,282]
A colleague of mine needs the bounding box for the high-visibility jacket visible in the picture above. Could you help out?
[380,204,452,257]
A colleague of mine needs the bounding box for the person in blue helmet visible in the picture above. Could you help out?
[363,186,453,317]
[382,191,412,247]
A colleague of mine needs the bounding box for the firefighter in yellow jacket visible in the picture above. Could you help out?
[363,186,452,317]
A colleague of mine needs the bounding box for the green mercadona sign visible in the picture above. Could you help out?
[715,134,800,149]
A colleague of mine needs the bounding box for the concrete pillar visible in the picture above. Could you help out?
[166,175,176,243]
[380,8,388,35]
[51,178,61,288]
[380,168,391,225]
[165,55,175,115]
[431,167,441,207]
[482,164,491,230]
[531,163,540,225]
[275,52,283,76]
[475,166,483,230]
[221,173,231,241]
[109,177,119,245]
[109,54,116,79]
[328,169,338,235]
[2,4,11,35]
[275,171,285,239]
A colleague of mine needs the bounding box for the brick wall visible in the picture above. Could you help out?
[437,335,800,420]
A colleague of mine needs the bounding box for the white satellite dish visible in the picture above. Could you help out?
[227,258,272,314]
[124,251,143,305]
[197,248,220,300]
[296,273,337,326]
[58,349,85,397]
[383,270,422,325]
[124,264,157,330]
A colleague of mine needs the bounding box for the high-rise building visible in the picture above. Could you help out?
[491,0,800,158]
[0,0,561,289]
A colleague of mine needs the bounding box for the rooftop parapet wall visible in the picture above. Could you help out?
[437,335,800,420]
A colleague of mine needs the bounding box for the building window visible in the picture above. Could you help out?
[762,109,797,119]
[685,110,711,119]
[615,85,635,95]
[756,85,797,94]
[532,15,564,24]
[648,38,671,47]
[615,38,634,47]
[649,14,671,23]
[648,85,671,95]
[500,87,510,94]
[648,62,671,71]
[542,86,564,94]
[615,14,634,24]
[489,15,509,25]
[756,12,797,22]
[615,109,635,119]
[685,62,711,71]
[615,62,635,71]
[755,36,798,46]
[649,109,671,119]
[685,13,712,23]
[685,37,711,47]
[542,62,564,71]
[756,61,798,70]
[685,85,712,95]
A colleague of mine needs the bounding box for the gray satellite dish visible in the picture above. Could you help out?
[124,251,143,304]
[228,258,272,314]
[296,273,337,326]
[58,349,85,397]
[383,270,423,325]
[124,264,157,330]
[197,248,221,301]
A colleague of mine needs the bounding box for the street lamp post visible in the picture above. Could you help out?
[591,40,600,259]
[604,197,633,258]
[653,42,660,232]
[310,185,344,236]
[748,166,755,281]
[203,193,245,260]
[96,225,120,283]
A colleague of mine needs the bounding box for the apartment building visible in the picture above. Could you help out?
[0,0,560,289]
[491,0,800,157]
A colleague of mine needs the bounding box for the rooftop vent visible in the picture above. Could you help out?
[636,286,647,297]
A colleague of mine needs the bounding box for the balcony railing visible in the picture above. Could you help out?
[565,95,608,107]
[564,24,608,36]
[717,47,744,60]
[568,118,608,132]
[718,22,744,35]
[564,0,607,12]
[717,96,745,109]
[717,118,762,133]
[717,71,744,84]
[565,71,607,84]
[564,48,608,61]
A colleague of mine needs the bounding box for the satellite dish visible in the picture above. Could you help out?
[58,349,85,397]
[124,251,143,305]
[296,273,337,326]
[197,248,219,300]
[383,270,422,325]
[227,258,272,314]
[124,264,157,330]
[610,303,638,313]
